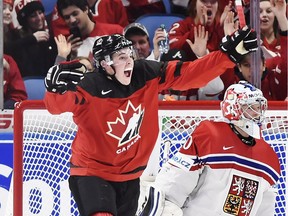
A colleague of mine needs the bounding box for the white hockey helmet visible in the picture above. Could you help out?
[220,81,267,138]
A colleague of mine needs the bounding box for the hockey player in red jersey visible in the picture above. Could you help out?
[138,81,281,216]
[44,26,258,216]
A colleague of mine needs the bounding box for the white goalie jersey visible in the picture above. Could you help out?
[154,120,280,216]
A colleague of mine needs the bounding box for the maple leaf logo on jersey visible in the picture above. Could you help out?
[107,100,144,147]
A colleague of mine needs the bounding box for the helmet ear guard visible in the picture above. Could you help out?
[221,81,267,139]
[104,55,114,66]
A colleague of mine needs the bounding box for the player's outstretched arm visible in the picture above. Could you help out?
[219,25,258,63]
[44,61,86,94]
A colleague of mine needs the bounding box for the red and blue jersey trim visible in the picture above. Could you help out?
[198,153,280,185]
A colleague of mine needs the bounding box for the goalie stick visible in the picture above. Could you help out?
[162,140,171,164]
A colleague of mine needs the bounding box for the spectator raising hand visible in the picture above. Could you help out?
[186,25,224,100]
[223,11,239,35]
[55,34,72,63]
[186,25,209,58]
[220,0,233,26]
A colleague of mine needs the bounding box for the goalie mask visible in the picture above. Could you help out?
[93,34,134,68]
[220,81,267,139]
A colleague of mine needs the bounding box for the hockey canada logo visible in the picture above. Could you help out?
[223,175,258,216]
[107,100,144,152]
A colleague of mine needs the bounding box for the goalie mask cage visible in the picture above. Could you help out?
[11,100,287,216]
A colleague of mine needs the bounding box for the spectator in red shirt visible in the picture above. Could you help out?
[260,0,282,57]
[56,0,123,61]
[168,0,232,61]
[3,54,27,109]
[51,0,128,37]
[220,3,287,101]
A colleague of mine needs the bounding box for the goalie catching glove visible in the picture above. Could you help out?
[44,61,86,94]
[220,25,258,63]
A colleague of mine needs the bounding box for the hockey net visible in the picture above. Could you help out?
[10,100,287,216]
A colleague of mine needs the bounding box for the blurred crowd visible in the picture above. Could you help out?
[2,0,288,109]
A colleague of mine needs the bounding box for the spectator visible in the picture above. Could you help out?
[51,0,129,37]
[124,22,167,61]
[260,0,283,57]
[4,0,57,78]
[54,33,95,72]
[3,0,15,42]
[122,0,166,23]
[3,54,28,109]
[138,81,280,216]
[168,0,232,61]
[56,0,123,61]
[220,3,288,101]
[220,46,287,101]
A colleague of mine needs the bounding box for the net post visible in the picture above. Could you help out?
[13,102,25,216]
[13,100,46,216]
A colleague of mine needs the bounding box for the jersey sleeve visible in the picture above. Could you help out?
[44,87,89,114]
[158,51,235,91]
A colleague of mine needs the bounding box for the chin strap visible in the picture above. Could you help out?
[99,66,119,83]
[229,123,256,146]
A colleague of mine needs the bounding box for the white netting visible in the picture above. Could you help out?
[12,107,287,216]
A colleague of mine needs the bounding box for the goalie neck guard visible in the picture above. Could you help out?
[220,81,267,139]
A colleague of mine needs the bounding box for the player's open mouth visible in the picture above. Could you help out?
[124,69,132,77]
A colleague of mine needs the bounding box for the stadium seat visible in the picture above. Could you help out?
[41,0,57,16]
[135,13,185,50]
[24,77,46,100]
[162,0,172,14]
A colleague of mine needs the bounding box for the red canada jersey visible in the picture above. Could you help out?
[168,17,224,61]
[44,52,234,182]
